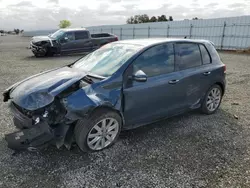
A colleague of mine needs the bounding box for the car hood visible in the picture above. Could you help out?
[10,67,88,110]
[31,36,55,43]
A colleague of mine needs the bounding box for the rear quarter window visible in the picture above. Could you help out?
[199,44,211,64]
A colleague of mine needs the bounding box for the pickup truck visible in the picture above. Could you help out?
[30,28,118,57]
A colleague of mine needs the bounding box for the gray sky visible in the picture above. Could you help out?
[0,0,249,31]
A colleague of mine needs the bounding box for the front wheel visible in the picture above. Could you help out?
[74,109,122,152]
[201,84,222,114]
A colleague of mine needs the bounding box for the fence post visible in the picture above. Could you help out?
[120,28,122,40]
[148,26,150,38]
[133,27,135,39]
[189,24,193,39]
[111,28,113,33]
[221,21,226,50]
[167,25,170,38]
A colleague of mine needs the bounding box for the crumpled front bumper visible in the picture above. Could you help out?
[30,43,46,56]
[5,121,54,151]
[5,102,74,151]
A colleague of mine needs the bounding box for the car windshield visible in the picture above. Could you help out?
[72,43,143,77]
[50,30,65,39]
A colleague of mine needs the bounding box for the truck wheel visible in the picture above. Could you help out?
[74,109,122,152]
[45,48,54,57]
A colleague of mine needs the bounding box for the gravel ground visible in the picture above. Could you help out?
[0,35,250,188]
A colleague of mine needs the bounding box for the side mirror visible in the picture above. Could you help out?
[131,70,147,82]
[64,36,68,41]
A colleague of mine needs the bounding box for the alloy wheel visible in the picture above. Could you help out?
[206,87,221,112]
[87,118,119,150]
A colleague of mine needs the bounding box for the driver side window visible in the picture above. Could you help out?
[61,32,75,43]
[133,43,175,77]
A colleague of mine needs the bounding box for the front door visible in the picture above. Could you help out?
[60,31,78,53]
[123,43,183,126]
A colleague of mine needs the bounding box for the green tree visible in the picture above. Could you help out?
[149,16,157,22]
[126,16,134,24]
[192,17,199,20]
[59,20,71,28]
[139,14,149,23]
[14,29,20,34]
[169,16,173,21]
[157,15,168,22]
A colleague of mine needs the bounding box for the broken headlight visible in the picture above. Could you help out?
[24,92,54,111]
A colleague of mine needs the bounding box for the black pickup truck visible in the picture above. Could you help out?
[30,28,118,57]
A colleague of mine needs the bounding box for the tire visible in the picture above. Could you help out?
[74,109,122,152]
[201,84,222,114]
[46,48,54,57]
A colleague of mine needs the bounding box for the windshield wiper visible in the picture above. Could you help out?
[86,72,106,80]
[83,76,94,84]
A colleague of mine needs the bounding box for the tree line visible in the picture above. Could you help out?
[127,14,201,24]
[126,14,173,24]
[0,29,24,34]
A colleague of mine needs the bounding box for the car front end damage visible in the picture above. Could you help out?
[30,36,59,57]
[3,66,122,151]
[4,93,75,151]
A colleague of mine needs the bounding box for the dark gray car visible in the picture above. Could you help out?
[3,38,226,152]
[30,28,118,57]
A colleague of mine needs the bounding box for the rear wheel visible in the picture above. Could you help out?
[201,84,222,114]
[74,109,122,152]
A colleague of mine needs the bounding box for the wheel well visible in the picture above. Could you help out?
[88,106,125,126]
[215,82,225,95]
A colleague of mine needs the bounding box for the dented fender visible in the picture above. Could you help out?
[62,82,123,121]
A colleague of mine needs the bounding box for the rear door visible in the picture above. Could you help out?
[174,42,204,110]
[74,31,93,52]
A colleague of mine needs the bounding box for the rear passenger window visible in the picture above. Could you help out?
[176,43,202,70]
[133,43,175,77]
[199,44,211,64]
[75,31,89,40]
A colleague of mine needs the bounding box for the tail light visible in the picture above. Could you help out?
[114,36,118,41]
[223,64,226,73]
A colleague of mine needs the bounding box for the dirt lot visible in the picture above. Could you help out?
[0,35,250,188]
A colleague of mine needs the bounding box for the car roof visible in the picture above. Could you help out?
[61,28,87,32]
[115,38,212,47]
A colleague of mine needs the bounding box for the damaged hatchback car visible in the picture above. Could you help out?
[3,38,226,152]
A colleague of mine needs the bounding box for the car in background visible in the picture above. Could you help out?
[30,28,118,57]
[3,38,226,152]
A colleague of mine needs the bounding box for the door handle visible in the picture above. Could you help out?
[203,71,211,76]
[168,79,179,84]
